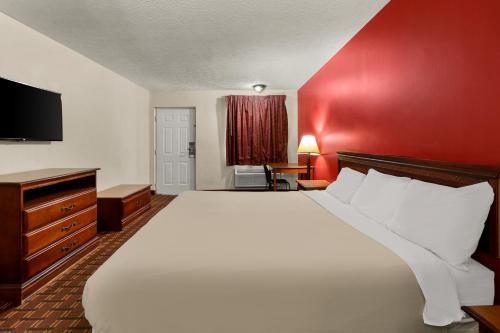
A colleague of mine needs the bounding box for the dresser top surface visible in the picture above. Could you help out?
[0,168,99,185]
[98,184,151,199]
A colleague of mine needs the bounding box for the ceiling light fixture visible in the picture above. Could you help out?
[252,84,267,93]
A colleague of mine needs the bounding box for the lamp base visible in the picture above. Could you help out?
[307,153,311,180]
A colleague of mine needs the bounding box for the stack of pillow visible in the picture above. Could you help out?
[325,167,494,270]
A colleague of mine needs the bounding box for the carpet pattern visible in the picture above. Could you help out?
[0,194,176,333]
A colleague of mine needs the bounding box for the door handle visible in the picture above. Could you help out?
[188,142,196,158]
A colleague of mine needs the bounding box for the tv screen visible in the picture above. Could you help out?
[0,77,62,141]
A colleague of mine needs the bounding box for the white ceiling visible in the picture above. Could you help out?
[0,0,388,91]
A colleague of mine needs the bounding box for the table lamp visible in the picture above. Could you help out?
[297,135,320,180]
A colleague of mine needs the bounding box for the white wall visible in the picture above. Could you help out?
[150,90,298,190]
[0,13,150,190]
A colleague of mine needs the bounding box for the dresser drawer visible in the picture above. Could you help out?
[23,222,97,279]
[24,189,96,232]
[122,189,151,218]
[23,205,97,256]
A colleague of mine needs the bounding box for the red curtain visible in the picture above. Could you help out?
[226,95,288,166]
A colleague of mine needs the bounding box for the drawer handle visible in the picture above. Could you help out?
[61,221,78,232]
[60,204,76,213]
[136,199,142,205]
[60,241,77,253]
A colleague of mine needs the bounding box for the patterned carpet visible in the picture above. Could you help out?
[0,195,176,333]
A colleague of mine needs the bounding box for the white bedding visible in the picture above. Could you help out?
[305,190,494,324]
[451,259,494,306]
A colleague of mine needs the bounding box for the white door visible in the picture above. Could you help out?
[155,108,196,194]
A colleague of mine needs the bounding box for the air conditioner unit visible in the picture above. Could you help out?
[234,165,267,188]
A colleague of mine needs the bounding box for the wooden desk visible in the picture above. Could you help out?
[462,306,500,333]
[297,180,330,191]
[268,163,314,192]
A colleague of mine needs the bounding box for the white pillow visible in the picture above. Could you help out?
[351,169,411,224]
[325,167,366,203]
[387,180,494,270]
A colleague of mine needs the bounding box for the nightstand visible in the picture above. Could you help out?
[296,180,331,191]
[462,306,500,333]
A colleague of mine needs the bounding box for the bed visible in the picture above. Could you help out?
[82,152,500,333]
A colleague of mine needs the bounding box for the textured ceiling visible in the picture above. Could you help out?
[0,0,388,90]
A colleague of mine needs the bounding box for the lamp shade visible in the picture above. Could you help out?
[297,135,320,154]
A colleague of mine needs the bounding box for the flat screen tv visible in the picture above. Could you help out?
[0,77,62,141]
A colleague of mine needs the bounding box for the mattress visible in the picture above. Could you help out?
[83,191,489,333]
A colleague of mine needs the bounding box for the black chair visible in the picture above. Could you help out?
[263,165,290,191]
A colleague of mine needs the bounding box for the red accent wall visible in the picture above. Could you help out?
[298,0,500,181]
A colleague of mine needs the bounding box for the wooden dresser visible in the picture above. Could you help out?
[0,168,99,304]
[97,184,151,231]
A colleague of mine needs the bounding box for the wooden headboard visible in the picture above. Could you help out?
[337,151,500,303]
